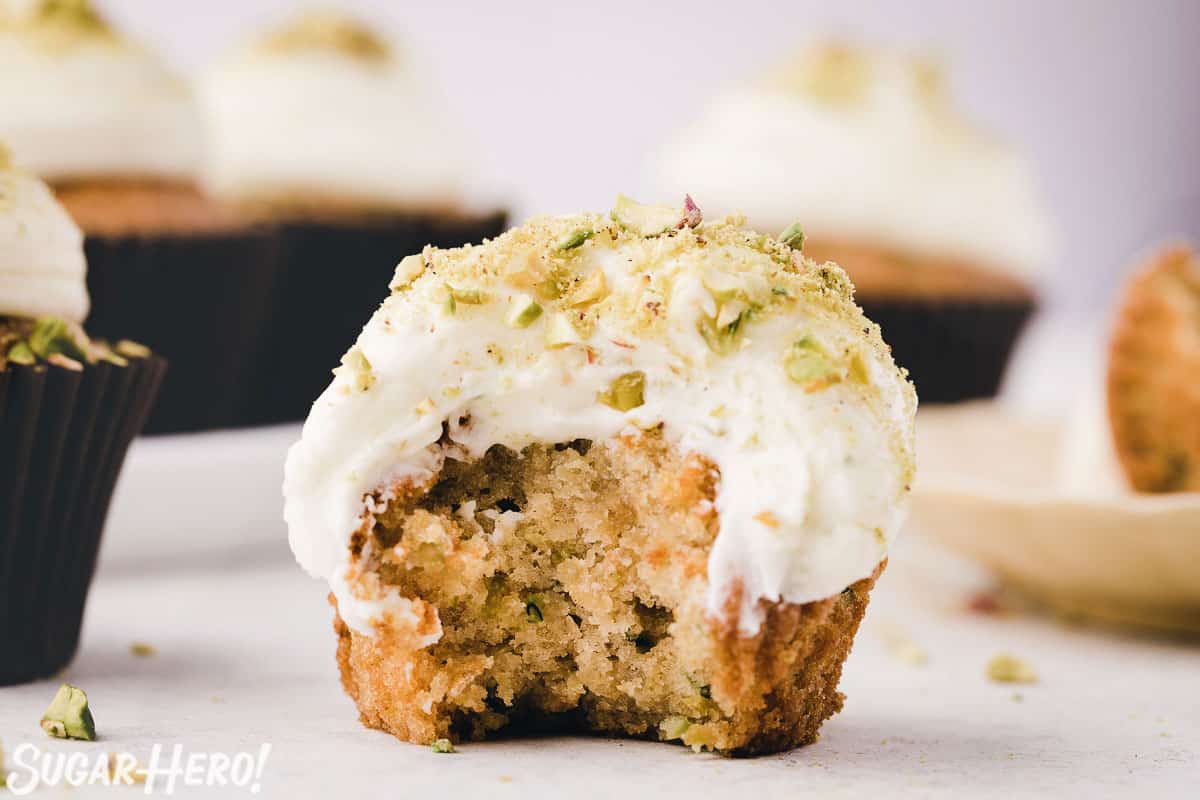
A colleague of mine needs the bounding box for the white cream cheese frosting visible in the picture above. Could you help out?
[202,13,466,210]
[0,145,89,322]
[283,196,917,639]
[0,1,203,182]
[651,44,1054,281]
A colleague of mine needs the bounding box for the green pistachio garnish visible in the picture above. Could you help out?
[660,716,690,740]
[544,313,581,349]
[390,253,425,291]
[525,597,544,623]
[506,295,543,328]
[40,684,96,741]
[443,292,456,316]
[7,341,36,366]
[784,336,841,391]
[569,270,608,307]
[555,227,594,251]
[698,305,754,356]
[779,222,806,250]
[114,340,150,359]
[431,738,455,754]
[130,642,156,657]
[29,317,90,362]
[94,347,127,367]
[598,371,645,412]
[450,287,488,305]
[610,194,680,237]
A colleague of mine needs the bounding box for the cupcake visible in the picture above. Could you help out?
[0,147,166,684]
[912,245,1199,633]
[283,196,917,754]
[0,0,281,434]
[202,12,508,426]
[1059,244,1200,495]
[652,43,1054,403]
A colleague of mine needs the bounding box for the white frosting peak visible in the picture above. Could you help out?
[0,4,202,181]
[283,200,916,638]
[202,13,466,209]
[0,153,88,322]
[651,44,1054,280]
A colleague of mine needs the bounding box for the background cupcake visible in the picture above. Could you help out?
[0,146,165,684]
[651,43,1054,403]
[201,11,508,426]
[0,0,280,434]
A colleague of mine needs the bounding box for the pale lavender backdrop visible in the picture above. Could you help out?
[105,0,1199,319]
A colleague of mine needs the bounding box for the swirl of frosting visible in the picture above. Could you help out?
[0,0,203,181]
[0,144,89,322]
[201,12,467,210]
[651,44,1054,281]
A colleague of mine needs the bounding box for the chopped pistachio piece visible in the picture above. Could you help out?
[94,346,128,367]
[525,597,544,623]
[338,348,375,392]
[7,341,36,366]
[130,642,156,658]
[986,654,1038,684]
[47,353,83,371]
[660,716,690,740]
[114,340,150,359]
[569,270,608,307]
[779,222,806,250]
[784,336,840,391]
[40,684,96,741]
[29,317,90,362]
[506,295,543,328]
[610,194,680,237]
[544,313,581,349]
[698,306,752,356]
[449,286,488,305]
[442,292,456,315]
[431,738,455,753]
[598,371,645,411]
[680,194,703,228]
[555,227,594,251]
[390,253,425,290]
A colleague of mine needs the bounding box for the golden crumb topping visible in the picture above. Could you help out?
[258,12,391,63]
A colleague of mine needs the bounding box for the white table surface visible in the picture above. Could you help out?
[1,534,1196,799]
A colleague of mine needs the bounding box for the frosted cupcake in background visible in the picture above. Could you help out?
[0,0,281,434]
[0,145,165,683]
[652,43,1054,402]
[202,12,508,426]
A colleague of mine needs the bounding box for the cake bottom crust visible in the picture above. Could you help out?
[333,569,878,756]
[329,432,882,756]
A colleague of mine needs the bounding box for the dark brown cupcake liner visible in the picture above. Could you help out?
[83,229,281,435]
[245,211,508,427]
[0,354,166,685]
[858,297,1036,404]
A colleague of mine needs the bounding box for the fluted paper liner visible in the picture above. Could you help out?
[0,354,166,684]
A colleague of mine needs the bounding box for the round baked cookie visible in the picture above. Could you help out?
[284,196,917,755]
[1106,245,1200,493]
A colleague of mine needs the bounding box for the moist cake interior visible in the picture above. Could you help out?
[337,427,877,754]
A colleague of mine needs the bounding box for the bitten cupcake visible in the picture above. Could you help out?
[0,146,166,684]
[652,43,1054,402]
[0,0,280,434]
[202,12,508,426]
[284,196,916,754]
